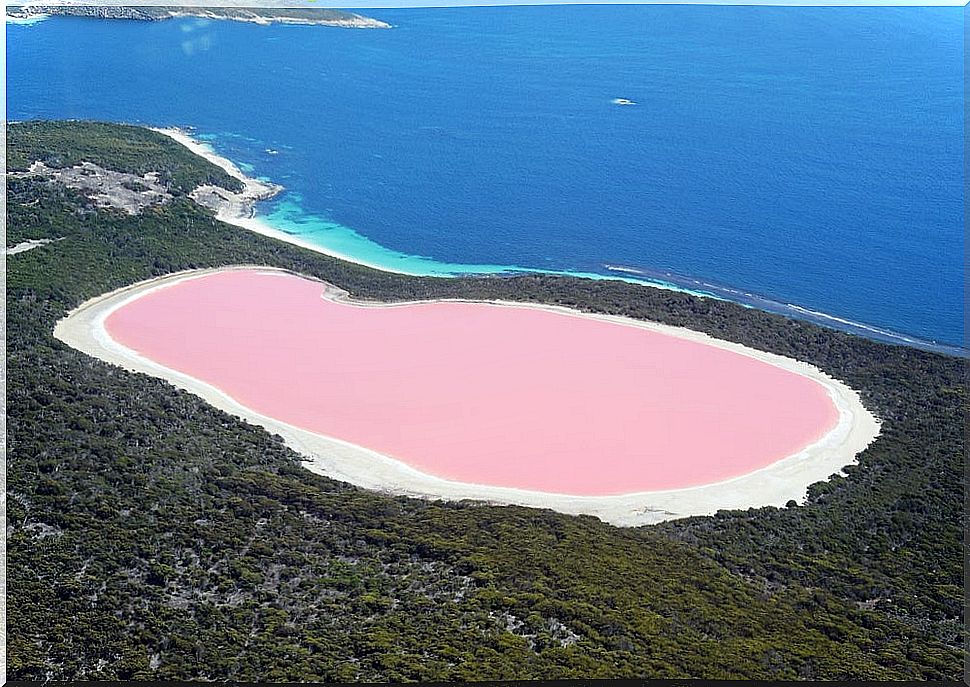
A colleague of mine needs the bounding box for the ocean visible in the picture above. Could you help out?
[6,5,964,352]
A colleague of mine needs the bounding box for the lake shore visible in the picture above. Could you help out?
[53,265,881,527]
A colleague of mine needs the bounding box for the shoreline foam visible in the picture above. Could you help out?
[53,265,882,527]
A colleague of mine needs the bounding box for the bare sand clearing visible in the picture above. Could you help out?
[6,238,59,255]
[54,266,881,526]
[9,161,172,215]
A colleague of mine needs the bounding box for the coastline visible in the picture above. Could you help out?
[5,14,48,25]
[156,127,712,289]
[6,6,391,28]
[53,265,882,527]
[153,127,455,278]
[153,126,965,358]
[165,10,390,29]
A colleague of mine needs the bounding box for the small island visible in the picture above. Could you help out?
[6,4,392,28]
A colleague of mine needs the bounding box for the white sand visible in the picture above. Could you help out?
[163,10,391,28]
[53,265,882,527]
[152,127,721,298]
[6,238,60,255]
[153,127,431,276]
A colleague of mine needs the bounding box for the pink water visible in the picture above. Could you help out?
[105,270,839,495]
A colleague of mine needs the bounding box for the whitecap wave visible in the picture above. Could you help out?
[784,304,922,344]
[603,264,647,275]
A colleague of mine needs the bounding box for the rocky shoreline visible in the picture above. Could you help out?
[151,127,284,222]
[6,4,392,29]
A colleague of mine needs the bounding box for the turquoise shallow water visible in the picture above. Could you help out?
[260,191,701,296]
[263,192,530,277]
[7,5,964,352]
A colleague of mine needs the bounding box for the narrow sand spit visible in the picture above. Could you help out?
[54,265,881,526]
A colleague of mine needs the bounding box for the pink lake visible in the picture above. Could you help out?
[105,270,839,496]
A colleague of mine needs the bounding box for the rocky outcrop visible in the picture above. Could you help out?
[7,5,391,28]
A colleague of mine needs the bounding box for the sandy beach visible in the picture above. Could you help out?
[164,10,391,28]
[152,127,724,298]
[54,265,882,527]
[153,127,426,275]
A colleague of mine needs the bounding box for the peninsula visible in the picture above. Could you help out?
[6,4,392,28]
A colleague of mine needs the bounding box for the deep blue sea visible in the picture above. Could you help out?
[7,6,965,352]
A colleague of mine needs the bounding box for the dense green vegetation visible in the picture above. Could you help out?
[6,121,965,681]
[6,121,242,195]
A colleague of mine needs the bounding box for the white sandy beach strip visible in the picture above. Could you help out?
[152,127,435,275]
[151,127,724,298]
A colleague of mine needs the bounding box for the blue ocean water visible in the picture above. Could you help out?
[7,6,964,351]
